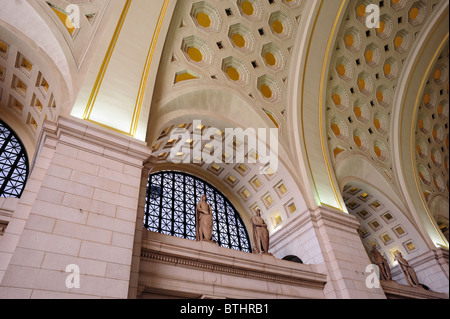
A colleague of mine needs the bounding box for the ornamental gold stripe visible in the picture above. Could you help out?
[318,0,347,212]
[130,0,170,137]
[301,0,347,212]
[83,0,132,121]
[83,0,169,137]
[301,0,324,207]
[85,118,132,136]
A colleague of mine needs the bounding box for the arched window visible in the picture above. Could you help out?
[0,120,29,198]
[144,171,251,252]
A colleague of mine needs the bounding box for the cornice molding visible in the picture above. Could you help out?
[140,231,328,291]
[38,116,152,166]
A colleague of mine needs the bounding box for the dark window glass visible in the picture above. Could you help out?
[0,120,29,198]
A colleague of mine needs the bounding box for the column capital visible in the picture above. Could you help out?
[39,116,152,167]
[311,205,361,233]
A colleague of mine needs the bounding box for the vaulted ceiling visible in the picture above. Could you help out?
[148,0,308,136]
[0,0,448,248]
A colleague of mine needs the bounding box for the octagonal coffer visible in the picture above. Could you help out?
[268,11,293,39]
[343,27,362,53]
[408,1,427,26]
[237,0,263,21]
[181,36,214,67]
[190,1,222,33]
[221,56,250,86]
[257,75,281,103]
[261,43,286,71]
[228,23,256,55]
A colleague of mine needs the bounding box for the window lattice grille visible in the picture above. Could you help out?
[144,171,251,252]
[0,120,29,198]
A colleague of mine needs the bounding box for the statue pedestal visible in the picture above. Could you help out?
[198,239,216,245]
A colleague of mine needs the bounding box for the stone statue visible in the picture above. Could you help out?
[395,251,420,288]
[251,208,270,254]
[196,194,214,242]
[369,244,392,281]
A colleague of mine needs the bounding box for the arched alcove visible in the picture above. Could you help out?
[342,180,429,268]
[340,179,450,293]
[147,87,272,147]
[0,1,74,102]
[390,2,449,249]
[429,196,449,241]
[146,119,309,241]
[0,22,71,155]
[145,171,252,252]
[146,86,310,239]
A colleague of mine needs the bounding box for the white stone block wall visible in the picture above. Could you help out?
[310,207,387,299]
[270,209,326,265]
[0,117,151,299]
[0,131,51,291]
[0,197,19,277]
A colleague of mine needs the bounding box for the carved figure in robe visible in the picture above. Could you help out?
[251,208,270,254]
[396,251,420,288]
[369,244,392,280]
[196,194,214,242]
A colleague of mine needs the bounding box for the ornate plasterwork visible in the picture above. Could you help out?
[414,42,449,233]
[144,1,313,231]
[343,183,428,265]
[151,0,307,131]
[0,34,60,145]
[326,0,442,185]
[35,0,110,67]
[0,0,111,148]
[149,119,307,234]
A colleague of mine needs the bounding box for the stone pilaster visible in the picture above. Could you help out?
[128,157,158,299]
[0,116,151,298]
[310,207,387,299]
[271,206,387,299]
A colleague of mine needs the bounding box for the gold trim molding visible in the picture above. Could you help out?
[301,0,348,212]
[83,0,170,137]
